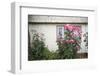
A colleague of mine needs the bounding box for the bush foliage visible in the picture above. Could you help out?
[28,33,59,60]
[28,25,82,60]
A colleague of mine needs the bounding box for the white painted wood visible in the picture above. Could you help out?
[11,2,22,74]
[11,2,96,74]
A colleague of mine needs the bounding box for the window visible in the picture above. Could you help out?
[56,26,64,40]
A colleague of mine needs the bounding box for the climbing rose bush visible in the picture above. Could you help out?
[64,24,81,38]
[57,24,82,59]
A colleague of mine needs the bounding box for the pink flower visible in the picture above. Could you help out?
[64,24,81,32]
[73,26,81,32]
[65,39,75,43]
[64,24,82,37]
[70,39,75,43]
[64,24,73,31]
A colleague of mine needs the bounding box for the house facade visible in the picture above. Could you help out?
[28,15,88,54]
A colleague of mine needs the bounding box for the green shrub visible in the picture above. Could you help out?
[44,50,59,60]
[30,33,46,60]
[29,33,59,60]
[57,41,76,59]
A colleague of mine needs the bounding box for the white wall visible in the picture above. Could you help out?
[80,25,88,53]
[29,24,58,51]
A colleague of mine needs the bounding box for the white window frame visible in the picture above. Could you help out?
[56,25,64,39]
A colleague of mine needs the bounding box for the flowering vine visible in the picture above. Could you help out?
[57,24,82,59]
